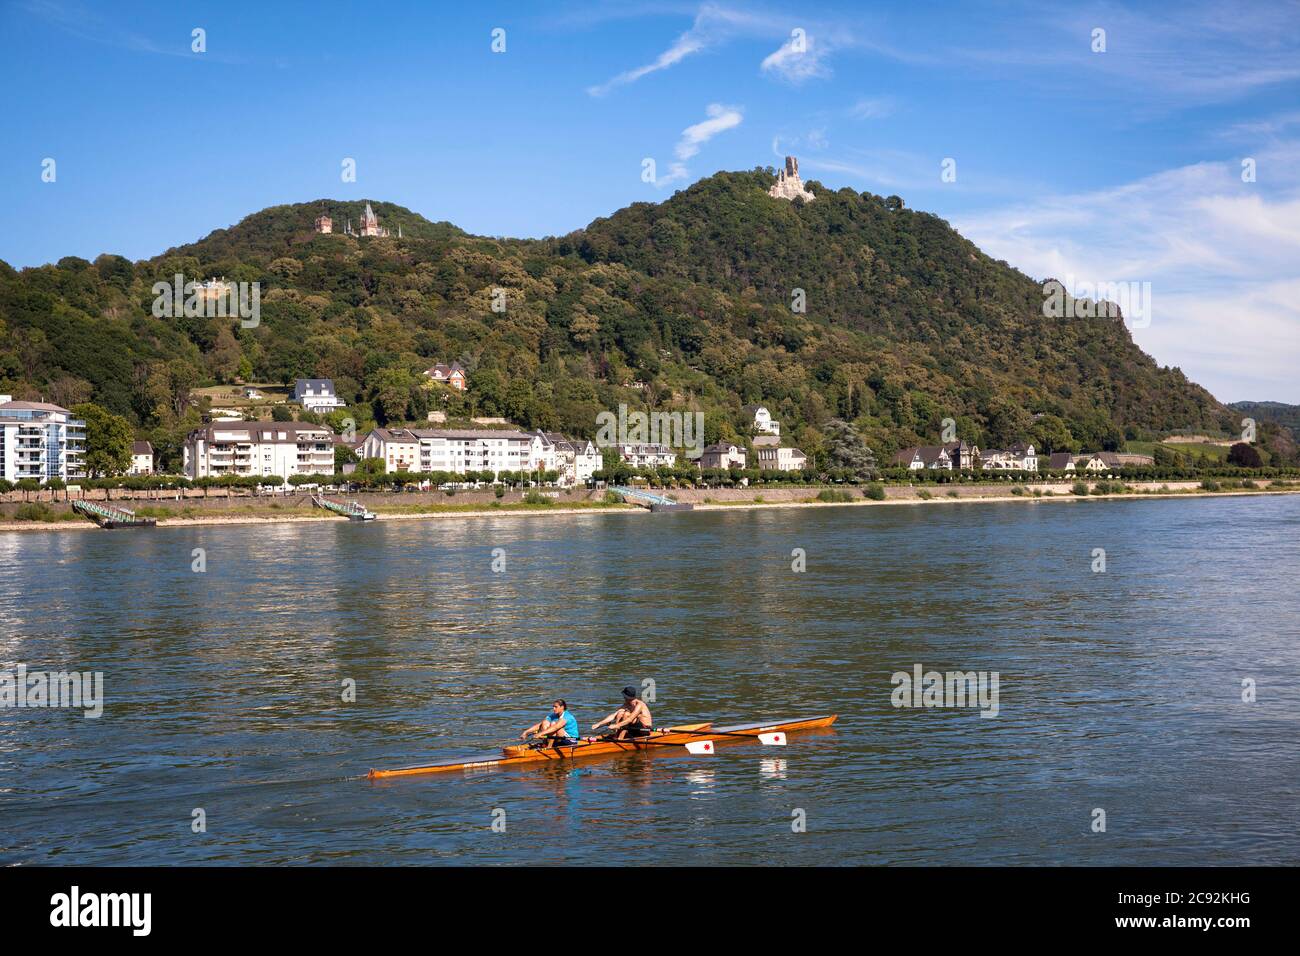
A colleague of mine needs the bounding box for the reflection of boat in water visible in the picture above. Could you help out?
[311,495,375,520]
[367,714,837,779]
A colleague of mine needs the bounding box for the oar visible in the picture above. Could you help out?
[652,727,788,746]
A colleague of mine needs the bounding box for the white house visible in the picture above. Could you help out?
[0,396,86,483]
[130,441,154,475]
[742,404,781,437]
[700,442,747,469]
[184,421,335,485]
[529,431,603,486]
[893,446,953,471]
[359,428,422,473]
[981,442,1038,472]
[1076,451,1155,472]
[424,362,468,392]
[292,379,346,413]
[892,441,979,471]
[569,438,602,484]
[617,444,677,468]
[756,446,808,471]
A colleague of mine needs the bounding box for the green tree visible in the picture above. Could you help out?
[72,402,133,477]
[373,366,417,424]
[1029,413,1077,454]
[1227,442,1263,468]
[824,418,878,478]
[335,444,359,470]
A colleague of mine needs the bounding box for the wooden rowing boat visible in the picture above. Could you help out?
[367,714,837,779]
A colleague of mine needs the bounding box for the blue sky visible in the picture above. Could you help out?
[3,0,1299,402]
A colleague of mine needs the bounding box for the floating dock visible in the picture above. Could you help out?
[609,486,694,512]
[70,500,157,529]
[311,495,376,520]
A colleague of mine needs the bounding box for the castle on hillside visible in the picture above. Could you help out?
[768,156,815,203]
[357,202,386,237]
[316,202,401,238]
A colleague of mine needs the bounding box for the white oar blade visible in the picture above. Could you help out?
[685,740,716,755]
[758,732,787,746]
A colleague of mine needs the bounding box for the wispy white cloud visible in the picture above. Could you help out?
[655,103,744,188]
[586,3,855,96]
[954,142,1300,402]
[946,1,1300,108]
[587,29,708,97]
[760,29,832,83]
[676,103,743,160]
[1219,110,1300,139]
[585,4,767,96]
[771,128,828,158]
[19,0,242,63]
[847,96,894,120]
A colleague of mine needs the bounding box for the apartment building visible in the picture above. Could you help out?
[361,428,533,479]
[0,396,86,483]
[184,421,335,484]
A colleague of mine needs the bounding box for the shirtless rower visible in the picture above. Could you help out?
[592,686,653,740]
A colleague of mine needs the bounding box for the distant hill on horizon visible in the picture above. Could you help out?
[1228,400,1300,438]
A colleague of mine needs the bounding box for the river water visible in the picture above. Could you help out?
[2,495,1297,865]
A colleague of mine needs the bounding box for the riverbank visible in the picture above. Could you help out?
[2,480,1297,532]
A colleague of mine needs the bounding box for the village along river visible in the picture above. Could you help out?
[2,494,1298,865]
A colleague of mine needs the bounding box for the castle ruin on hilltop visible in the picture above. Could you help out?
[768,156,814,202]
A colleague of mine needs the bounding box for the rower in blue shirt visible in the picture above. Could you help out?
[520,699,580,748]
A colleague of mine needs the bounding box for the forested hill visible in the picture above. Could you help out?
[0,172,1237,469]
[1228,401,1300,437]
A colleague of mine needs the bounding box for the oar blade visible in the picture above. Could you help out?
[685,740,716,755]
[758,732,787,746]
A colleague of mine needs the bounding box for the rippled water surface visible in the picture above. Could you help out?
[2,495,1298,865]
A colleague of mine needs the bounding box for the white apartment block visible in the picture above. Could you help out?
[420,429,532,477]
[184,421,335,484]
[361,428,533,479]
[0,397,86,483]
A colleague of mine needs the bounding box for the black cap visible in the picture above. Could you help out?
[621,686,638,699]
